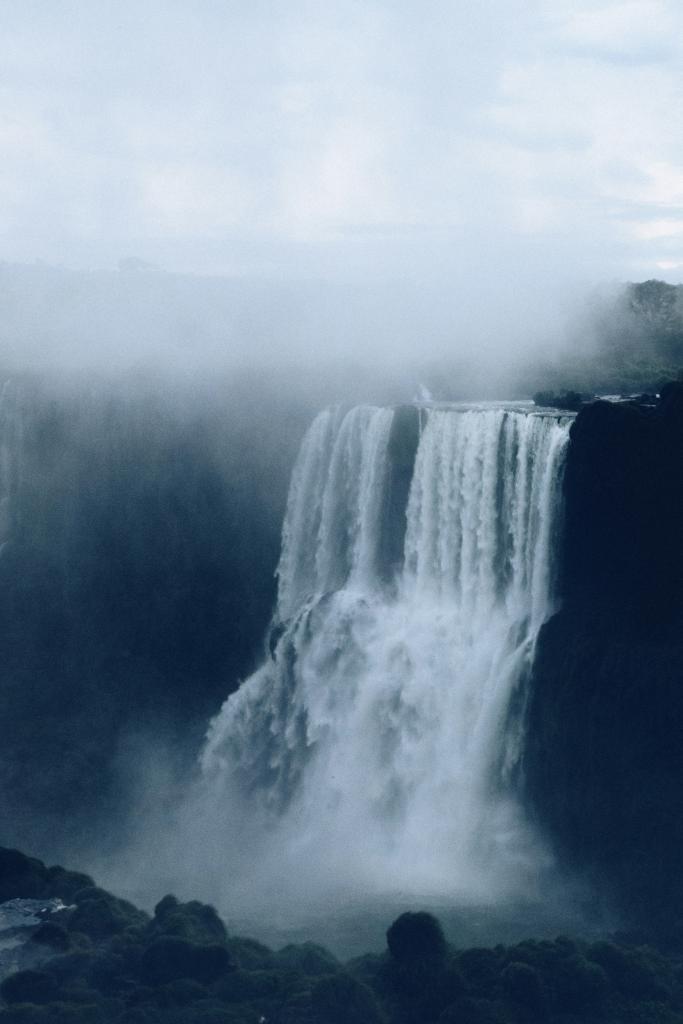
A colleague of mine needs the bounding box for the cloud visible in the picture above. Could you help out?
[0,0,680,285]
[633,219,683,241]
[548,1,680,63]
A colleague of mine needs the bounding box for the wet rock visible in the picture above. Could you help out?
[525,383,683,928]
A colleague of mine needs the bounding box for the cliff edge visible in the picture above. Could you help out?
[525,384,683,934]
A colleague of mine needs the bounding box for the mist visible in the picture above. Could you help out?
[1,0,682,383]
[0,261,651,414]
[0,259,588,382]
[1,0,683,969]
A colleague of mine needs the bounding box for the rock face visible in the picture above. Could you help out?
[562,382,683,624]
[378,404,421,581]
[524,383,683,930]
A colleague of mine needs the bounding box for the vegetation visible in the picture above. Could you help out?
[5,848,683,1022]
[532,390,585,412]
[529,280,683,399]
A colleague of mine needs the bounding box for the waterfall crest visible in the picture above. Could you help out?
[202,404,570,900]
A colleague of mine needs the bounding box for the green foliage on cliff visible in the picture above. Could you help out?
[530,280,683,399]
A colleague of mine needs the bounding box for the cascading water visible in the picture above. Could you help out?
[201,403,570,907]
[0,381,22,558]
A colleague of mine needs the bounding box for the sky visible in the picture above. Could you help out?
[0,0,681,286]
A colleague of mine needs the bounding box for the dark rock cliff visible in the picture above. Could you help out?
[379,404,421,582]
[525,384,683,932]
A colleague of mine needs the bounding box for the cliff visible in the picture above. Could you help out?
[525,384,683,933]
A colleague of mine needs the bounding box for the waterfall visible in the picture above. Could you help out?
[0,381,23,558]
[201,404,570,902]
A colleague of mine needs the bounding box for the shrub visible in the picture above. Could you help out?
[227,935,275,970]
[0,849,48,901]
[437,995,506,1023]
[550,952,607,1012]
[154,978,209,1007]
[386,912,447,965]
[68,897,136,941]
[501,960,544,1011]
[0,969,59,1004]
[43,950,96,987]
[213,967,283,1002]
[456,948,502,996]
[588,941,671,1001]
[140,937,232,986]
[276,941,339,977]
[150,894,227,945]
[311,973,384,1024]
[45,865,95,901]
[31,920,70,950]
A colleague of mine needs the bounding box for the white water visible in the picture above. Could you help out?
[201,404,570,909]
[0,381,23,558]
